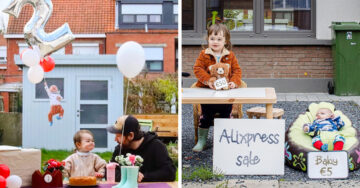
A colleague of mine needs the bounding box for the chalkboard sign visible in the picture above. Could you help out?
[308,151,348,179]
[213,119,285,175]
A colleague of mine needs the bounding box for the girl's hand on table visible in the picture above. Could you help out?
[208,77,216,90]
[208,82,215,89]
[138,172,144,182]
[229,82,236,89]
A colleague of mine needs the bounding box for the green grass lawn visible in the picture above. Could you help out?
[41,149,113,172]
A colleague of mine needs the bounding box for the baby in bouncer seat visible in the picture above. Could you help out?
[303,108,345,151]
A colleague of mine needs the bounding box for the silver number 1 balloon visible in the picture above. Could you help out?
[3,0,75,57]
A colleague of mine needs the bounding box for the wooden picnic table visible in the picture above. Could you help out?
[182,87,277,119]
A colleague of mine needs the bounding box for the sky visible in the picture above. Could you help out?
[0,0,12,34]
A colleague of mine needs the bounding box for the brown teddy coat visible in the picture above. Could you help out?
[193,48,242,88]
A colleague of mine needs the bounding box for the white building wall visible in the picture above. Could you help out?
[317,0,360,40]
[21,59,123,151]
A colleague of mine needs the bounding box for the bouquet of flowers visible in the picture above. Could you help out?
[115,153,143,166]
[43,159,65,173]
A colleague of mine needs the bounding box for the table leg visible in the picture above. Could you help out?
[266,104,273,119]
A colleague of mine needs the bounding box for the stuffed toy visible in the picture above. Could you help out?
[209,63,230,90]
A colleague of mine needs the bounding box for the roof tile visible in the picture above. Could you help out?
[7,0,115,34]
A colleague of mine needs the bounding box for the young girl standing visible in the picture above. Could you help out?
[63,130,107,177]
[193,23,242,152]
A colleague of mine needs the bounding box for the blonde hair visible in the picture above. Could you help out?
[206,23,232,51]
[50,85,58,92]
[73,130,93,151]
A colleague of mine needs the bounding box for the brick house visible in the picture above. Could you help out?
[108,0,178,78]
[1,0,178,112]
[182,0,360,93]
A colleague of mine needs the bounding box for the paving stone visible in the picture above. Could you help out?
[279,180,330,188]
[183,179,279,188]
[236,179,279,188]
[330,180,360,188]
[286,96,296,101]
[297,95,309,101]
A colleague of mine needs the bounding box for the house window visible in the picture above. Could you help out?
[123,15,135,23]
[137,15,148,23]
[72,43,99,55]
[174,4,178,23]
[182,0,194,30]
[121,4,163,24]
[174,15,178,24]
[210,0,254,31]
[149,15,161,23]
[146,61,163,71]
[18,43,65,55]
[18,43,28,55]
[80,104,108,124]
[9,92,19,112]
[35,78,64,99]
[0,46,6,64]
[175,48,178,71]
[264,0,311,31]
[80,81,108,100]
[144,48,163,72]
[183,0,315,42]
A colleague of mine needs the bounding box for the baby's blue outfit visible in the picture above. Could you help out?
[305,116,345,133]
[304,116,346,150]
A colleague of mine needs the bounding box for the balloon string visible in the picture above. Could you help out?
[124,79,130,115]
[120,79,130,156]
[119,120,125,156]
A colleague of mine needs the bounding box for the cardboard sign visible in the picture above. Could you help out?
[214,77,228,90]
[213,119,285,175]
[308,151,348,179]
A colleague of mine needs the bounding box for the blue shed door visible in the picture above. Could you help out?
[76,77,111,152]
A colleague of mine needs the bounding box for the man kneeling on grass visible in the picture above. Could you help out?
[107,115,176,182]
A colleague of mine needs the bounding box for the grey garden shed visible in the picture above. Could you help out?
[15,55,123,152]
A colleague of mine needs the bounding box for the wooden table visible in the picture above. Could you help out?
[182,87,277,119]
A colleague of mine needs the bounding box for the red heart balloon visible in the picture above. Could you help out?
[40,56,55,72]
[0,164,10,179]
[0,175,6,188]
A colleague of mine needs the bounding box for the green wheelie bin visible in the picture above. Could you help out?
[331,22,360,96]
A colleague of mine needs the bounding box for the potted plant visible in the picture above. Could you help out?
[113,153,143,188]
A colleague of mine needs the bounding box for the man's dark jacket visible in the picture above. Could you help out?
[110,132,176,182]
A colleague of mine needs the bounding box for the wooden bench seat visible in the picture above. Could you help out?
[246,107,284,119]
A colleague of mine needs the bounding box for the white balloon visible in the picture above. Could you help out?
[21,48,40,67]
[6,175,22,188]
[27,65,44,84]
[116,41,145,78]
